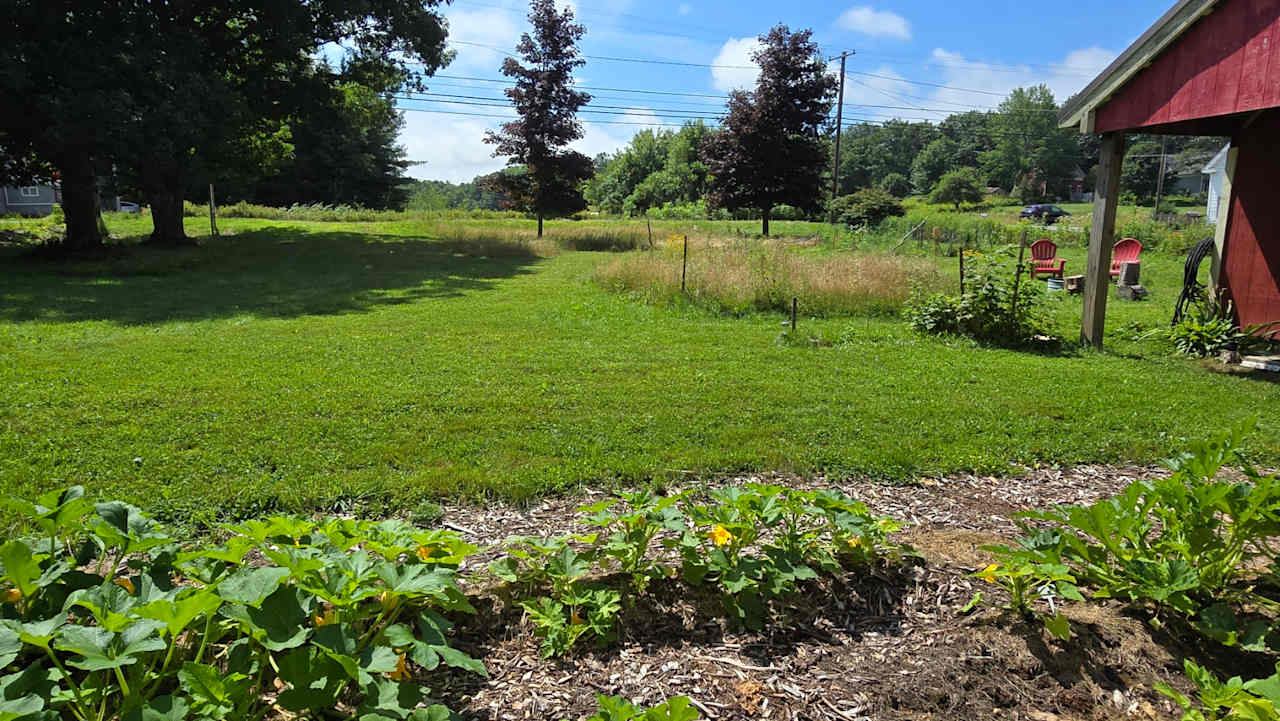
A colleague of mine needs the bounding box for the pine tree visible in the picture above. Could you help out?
[484,0,593,237]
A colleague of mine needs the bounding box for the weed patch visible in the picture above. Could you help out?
[595,242,943,317]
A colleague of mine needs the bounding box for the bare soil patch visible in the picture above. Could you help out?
[418,465,1237,720]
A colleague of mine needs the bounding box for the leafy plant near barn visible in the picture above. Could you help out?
[978,420,1280,649]
[0,488,484,721]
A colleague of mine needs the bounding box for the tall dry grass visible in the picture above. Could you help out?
[594,241,946,317]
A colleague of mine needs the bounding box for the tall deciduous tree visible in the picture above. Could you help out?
[0,1,452,252]
[484,0,593,237]
[980,85,1078,199]
[703,26,836,236]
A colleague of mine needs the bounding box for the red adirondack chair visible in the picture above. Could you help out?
[1028,239,1066,279]
[1111,238,1143,277]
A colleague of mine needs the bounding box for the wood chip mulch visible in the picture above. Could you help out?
[414,465,1234,721]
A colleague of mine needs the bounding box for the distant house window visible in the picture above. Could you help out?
[19,186,40,197]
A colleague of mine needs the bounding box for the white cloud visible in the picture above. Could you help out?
[834,63,915,121]
[574,108,663,159]
[400,104,660,183]
[443,7,522,71]
[837,7,911,40]
[710,37,761,92]
[923,46,1116,115]
[401,112,509,183]
[678,2,692,14]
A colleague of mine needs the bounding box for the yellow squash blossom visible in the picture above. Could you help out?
[709,525,733,547]
[847,536,863,548]
[415,545,436,562]
[389,653,410,681]
[314,608,338,627]
[114,577,136,595]
[570,610,584,626]
[979,564,1000,584]
[1,589,21,604]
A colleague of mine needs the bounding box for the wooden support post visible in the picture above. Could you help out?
[959,239,966,296]
[791,297,798,333]
[1082,132,1126,348]
[681,235,688,294]
[646,219,653,249]
[208,184,219,237]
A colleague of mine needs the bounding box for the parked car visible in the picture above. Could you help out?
[1019,204,1071,224]
[118,201,142,214]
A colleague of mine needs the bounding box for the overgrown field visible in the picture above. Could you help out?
[1,212,1277,530]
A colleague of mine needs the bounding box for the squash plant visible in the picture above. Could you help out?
[0,488,485,721]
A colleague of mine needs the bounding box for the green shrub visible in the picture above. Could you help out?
[930,168,985,210]
[832,189,905,228]
[905,246,1055,346]
[879,172,912,199]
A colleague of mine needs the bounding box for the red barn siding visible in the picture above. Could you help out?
[1095,0,1280,133]
[1222,111,1280,332]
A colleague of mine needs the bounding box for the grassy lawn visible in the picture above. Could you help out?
[2,213,1276,529]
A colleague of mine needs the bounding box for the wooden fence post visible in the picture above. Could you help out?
[681,235,688,294]
[791,297,798,333]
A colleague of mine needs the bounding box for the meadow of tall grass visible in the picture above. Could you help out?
[594,239,946,317]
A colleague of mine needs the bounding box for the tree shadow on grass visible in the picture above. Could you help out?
[0,227,543,325]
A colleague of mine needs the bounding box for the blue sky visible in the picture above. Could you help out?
[400,0,1177,182]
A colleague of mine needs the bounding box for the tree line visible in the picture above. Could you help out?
[0,0,451,252]
[4,2,1226,251]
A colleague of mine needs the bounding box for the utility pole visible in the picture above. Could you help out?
[829,50,854,226]
[1152,136,1168,219]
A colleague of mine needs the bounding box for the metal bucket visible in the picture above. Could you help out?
[1046,278,1065,292]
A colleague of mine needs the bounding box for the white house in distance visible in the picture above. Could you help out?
[1202,144,1230,225]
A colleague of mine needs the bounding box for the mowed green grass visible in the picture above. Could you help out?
[1,214,1277,527]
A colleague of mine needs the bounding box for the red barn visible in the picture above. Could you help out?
[1060,0,1280,346]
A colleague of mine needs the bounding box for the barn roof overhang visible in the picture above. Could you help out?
[1058,0,1220,132]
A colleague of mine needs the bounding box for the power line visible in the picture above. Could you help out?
[446,0,1104,78]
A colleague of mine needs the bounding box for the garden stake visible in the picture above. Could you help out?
[647,219,653,249]
[791,297,798,333]
[959,241,966,296]
[1010,230,1027,326]
[681,235,688,294]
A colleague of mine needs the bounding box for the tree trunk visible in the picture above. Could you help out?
[59,150,104,252]
[761,206,771,237]
[143,158,190,246]
[537,212,544,238]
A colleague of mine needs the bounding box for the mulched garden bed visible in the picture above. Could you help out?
[410,465,1249,721]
